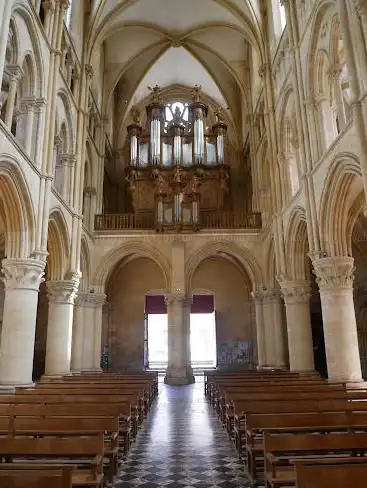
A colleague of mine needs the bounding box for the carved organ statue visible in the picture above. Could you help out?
[125,85,231,231]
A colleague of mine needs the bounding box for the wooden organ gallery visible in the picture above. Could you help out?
[125,86,232,232]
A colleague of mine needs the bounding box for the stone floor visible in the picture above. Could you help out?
[116,377,251,487]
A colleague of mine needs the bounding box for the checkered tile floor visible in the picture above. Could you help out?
[116,377,250,487]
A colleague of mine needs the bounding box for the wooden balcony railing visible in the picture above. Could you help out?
[94,211,262,231]
[95,213,155,231]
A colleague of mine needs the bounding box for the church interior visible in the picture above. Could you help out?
[0,0,367,486]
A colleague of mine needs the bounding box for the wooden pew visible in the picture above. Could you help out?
[0,435,104,487]
[7,416,120,476]
[0,404,133,453]
[264,431,367,488]
[245,411,367,482]
[0,465,73,488]
[292,458,367,488]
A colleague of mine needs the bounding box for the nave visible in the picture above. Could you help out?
[117,378,249,487]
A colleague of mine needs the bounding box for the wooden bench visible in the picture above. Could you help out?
[0,434,104,487]
[292,457,367,488]
[245,411,367,482]
[264,431,367,488]
[0,464,73,488]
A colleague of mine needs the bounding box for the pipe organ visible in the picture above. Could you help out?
[125,85,231,231]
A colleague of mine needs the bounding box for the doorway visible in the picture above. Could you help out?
[146,313,168,369]
[190,312,217,368]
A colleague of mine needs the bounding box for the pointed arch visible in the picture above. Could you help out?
[319,153,364,256]
[285,206,309,280]
[12,3,44,97]
[186,240,263,291]
[47,208,71,280]
[0,155,36,258]
[93,240,171,290]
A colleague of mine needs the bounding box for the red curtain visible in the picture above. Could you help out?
[145,294,214,314]
[191,295,214,314]
[145,295,167,314]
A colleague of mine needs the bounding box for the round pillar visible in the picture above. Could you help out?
[313,257,362,383]
[164,294,195,385]
[280,280,315,373]
[0,258,45,388]
[44,278,79,377]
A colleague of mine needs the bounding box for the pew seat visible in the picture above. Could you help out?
[0,464,73,488]
[264,431,367,488]
[0,435,104,487]
[292,457,367,488]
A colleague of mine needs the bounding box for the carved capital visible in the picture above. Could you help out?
[76,292,106,307]
[165,293,191,307]
[252,287,281,303]
[2,258,45,291]
[279,279,311,304]
[354,0,367,17]
[5,65,23,83]
[85,64,94,79]
[312,257,355,291]
[47,278,79,304]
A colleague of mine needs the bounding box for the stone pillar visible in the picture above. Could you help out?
[70,296,84,372]
[253,288,287,369]
[164,294,195,385]
[71,292,105,373]
[44,278,79,377]
[252,291,266,368]
[313,256,362,383]
[4,66,22,129]
[0,258,45,388]
[280,280,315,373]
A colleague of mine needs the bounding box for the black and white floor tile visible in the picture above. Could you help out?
[116,377,251,487]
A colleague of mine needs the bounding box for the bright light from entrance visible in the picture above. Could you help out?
[147,314,168,369]
[190,313,217,368]
[147,312,217,369]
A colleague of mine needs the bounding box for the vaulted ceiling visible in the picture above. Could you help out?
[87,0,265,145]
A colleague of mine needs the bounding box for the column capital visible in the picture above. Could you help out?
[165,293,191,307]
[354,0,367,17]
[47,278,79,304]
[2,258,45,291]
[278,279,311,304]
[312,256,355,291]
[76,292,106,307]
[252,287,281,303]
[4,65,23,82]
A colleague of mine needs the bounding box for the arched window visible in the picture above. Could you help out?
[65,1,73,29]
[279,2,287,31]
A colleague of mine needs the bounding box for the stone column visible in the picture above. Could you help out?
[44,277,79,377]
[71,292,105,373]
[313,256,362,383]
[4,66,22,129]
[280,280,315,373]
[70,296,84,372]
[164,294,195,385]
[253,288,287,369]
[0,258,45,388]
[252,291,266,368]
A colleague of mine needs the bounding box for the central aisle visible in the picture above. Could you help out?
[117,378,250,487]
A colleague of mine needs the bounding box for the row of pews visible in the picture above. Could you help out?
[0,371,158,487]
[205,369,367,487]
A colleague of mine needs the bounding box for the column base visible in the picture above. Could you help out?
[164,374,195,385]
[41,373,72,382]
[328,378,367,389]
[0,382,35,392]
[257,365,288,371]
[80,368,103,374]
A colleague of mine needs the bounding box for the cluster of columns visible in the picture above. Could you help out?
[0,256,105,388]
[255,256,363,384]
